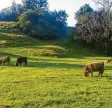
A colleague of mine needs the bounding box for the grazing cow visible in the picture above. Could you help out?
[83,62,104,77]
[14,56,27,66]
[107,58,112,63]
[0,56,10,65]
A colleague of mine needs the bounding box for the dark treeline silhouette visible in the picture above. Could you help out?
[0,0,68,40]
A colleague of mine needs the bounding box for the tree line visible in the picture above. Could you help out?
[74,0,112,55]
[0,0,112,55]
[0,0,68,40]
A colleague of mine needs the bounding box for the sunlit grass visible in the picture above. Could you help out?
[0,32,112,108]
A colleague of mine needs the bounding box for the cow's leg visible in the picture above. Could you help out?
[101,68,104,76]
[86,71,90,77]
[100,71,103,77]
[100,73,103,77]
[99,68,104,77]
[91,72,93,76]
[98,71,101,77]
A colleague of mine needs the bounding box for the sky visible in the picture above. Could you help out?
[0,0,96,26]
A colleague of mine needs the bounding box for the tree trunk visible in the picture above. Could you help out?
[104,41,107,54]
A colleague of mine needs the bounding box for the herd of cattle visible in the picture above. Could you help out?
[0,56,112,77]
[0,56,27,66]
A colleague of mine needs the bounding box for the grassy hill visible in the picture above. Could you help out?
[0,32,112,108]
[0,22,20,33]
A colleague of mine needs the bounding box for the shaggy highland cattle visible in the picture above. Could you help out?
[14,56,27,66]
[107,58,112,63]
[83,62,104,77]
[0,56,10,65]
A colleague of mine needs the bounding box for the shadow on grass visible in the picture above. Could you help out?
[104,65,112,70]
[0,54,111,70]
[29,58,78,64]
[0,51,19,57]
[1,61,85,70]
[26,61,85,69]
[0,55,86,69]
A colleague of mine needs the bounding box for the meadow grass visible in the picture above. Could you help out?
[0,33,112,108]
[0,22,20,33]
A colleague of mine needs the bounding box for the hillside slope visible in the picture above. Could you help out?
[0,32,112,108]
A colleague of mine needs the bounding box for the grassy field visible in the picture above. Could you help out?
[0,32,112,108]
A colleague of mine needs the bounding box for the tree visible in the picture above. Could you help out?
[22,0,48,9]
[18,9,68,40]
[75,1,112,54]
[0,0,24,21]
[0,7,17,21]
[75,4,94,21]
[11,0,17,13]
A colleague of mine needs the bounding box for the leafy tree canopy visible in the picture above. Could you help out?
[22,0,48,9]
[19,9,68,40]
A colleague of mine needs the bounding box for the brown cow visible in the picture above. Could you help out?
[14,56,27,66]
[83,62,104,77]
[0,56,10,65]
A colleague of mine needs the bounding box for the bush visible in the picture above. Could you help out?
[28,45,67,57]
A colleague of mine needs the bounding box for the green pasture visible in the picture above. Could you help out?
[0,33,112,108]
